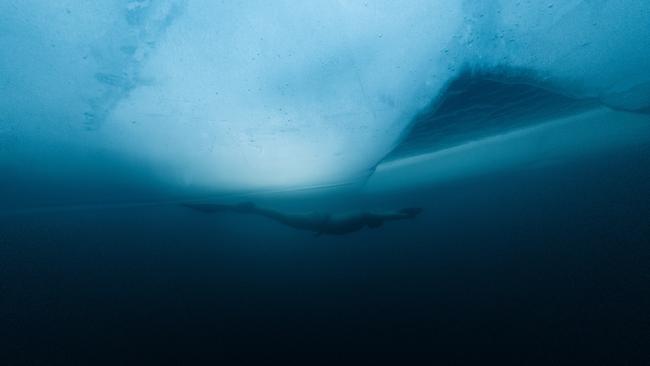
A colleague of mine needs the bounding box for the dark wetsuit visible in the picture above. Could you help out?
[183,202,422,236]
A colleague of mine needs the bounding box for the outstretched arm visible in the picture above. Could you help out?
[182,202,255,214]
[369,207,423,221]
[183,202,324,232]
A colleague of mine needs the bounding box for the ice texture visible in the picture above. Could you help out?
[1,1,649,190]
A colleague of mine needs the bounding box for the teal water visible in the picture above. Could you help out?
[3,142,650,364]
[2,2,650,364]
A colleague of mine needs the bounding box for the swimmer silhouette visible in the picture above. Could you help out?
[183,202,422,236]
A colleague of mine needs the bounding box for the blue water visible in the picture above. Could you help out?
[2,2,650,364]
[3,144,650,364]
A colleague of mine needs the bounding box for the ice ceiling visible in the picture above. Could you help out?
[1,1,649,191]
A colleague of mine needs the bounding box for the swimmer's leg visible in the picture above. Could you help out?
[183,202,321,233]
[182,202,256,213]
[399,207,423,217]
[369,207,423,221]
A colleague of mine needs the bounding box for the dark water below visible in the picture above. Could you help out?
[2,146,650,365]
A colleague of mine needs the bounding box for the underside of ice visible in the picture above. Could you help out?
[1,1,649,191]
